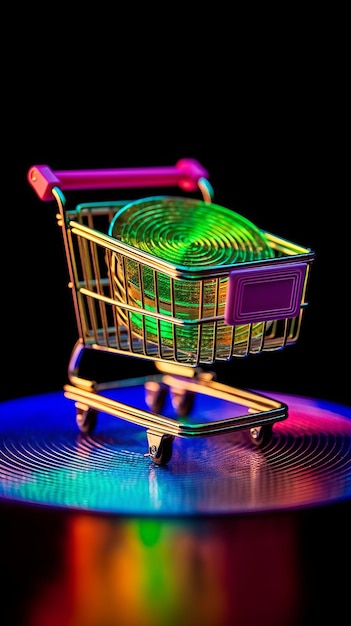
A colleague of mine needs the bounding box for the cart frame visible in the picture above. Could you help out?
[28,159,315,464]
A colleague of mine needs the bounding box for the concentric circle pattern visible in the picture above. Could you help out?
[109,196,273,267]
[1,389,351,515]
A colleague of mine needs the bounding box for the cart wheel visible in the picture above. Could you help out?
[170,388,195,417]
[146,432,174,466]
[144,381,168,413]
[76,405,98,434]
[249,424,273,447]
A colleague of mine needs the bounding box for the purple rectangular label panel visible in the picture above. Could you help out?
[224,262,307,325]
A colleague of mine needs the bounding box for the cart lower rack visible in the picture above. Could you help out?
[28,159,315,465]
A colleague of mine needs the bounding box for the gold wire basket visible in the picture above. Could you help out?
[28,160,315,465]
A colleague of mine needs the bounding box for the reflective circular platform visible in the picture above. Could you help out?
[1,387,350,515]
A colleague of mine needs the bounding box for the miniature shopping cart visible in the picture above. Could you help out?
[28,159,315,465]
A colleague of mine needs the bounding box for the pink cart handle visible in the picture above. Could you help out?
[27,158,209,201]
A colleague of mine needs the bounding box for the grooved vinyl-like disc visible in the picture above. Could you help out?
[109,196,274,267]
[1,388,351,515]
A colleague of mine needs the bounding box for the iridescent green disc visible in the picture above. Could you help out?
[109,196,274,363]
[109,196,273,267]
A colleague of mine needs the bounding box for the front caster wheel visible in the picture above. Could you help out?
[146,431,174,465]
[249,424,273,447]
[76,404,98,434]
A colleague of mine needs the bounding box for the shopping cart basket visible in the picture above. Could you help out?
[28,159,315,465]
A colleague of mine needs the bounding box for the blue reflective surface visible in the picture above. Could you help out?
[1,388,351,515]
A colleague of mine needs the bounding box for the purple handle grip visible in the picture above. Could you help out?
[27,158,209,201]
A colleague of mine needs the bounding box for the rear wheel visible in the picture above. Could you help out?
[144,381,168,413]
[170,387,195,416]
[249,424,273,446]
[76,406,98,434]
